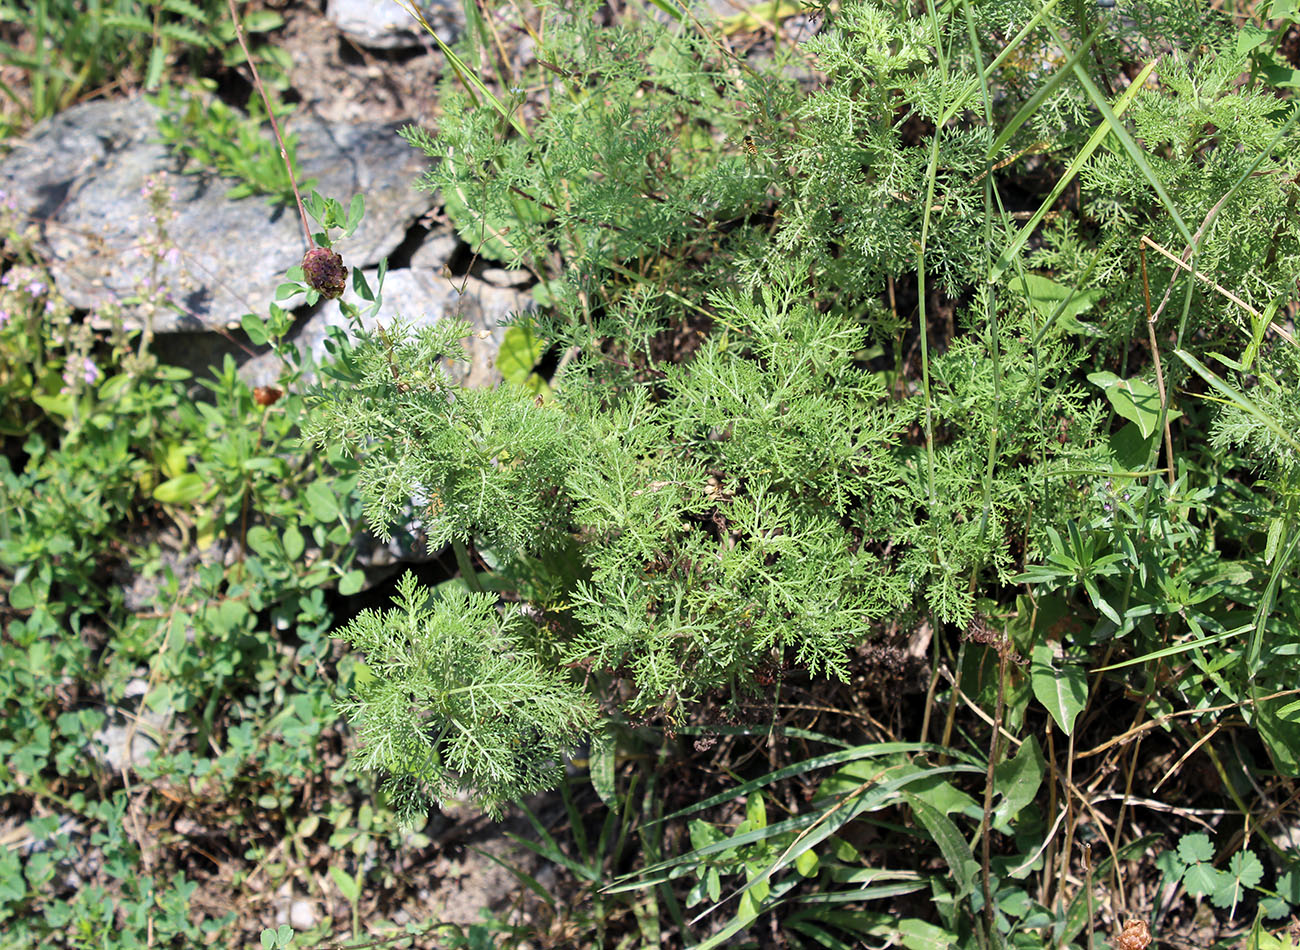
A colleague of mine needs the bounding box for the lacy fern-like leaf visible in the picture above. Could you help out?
[336,572,596,819]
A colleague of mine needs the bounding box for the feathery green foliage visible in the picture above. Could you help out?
[335,572,596,818]
[311,8,1300,939]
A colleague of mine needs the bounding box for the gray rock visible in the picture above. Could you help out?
[1,93,521,586]
[289,899,317,929]
[479,266,531,288]
[327,0,462,50]
[0,96,436,333]
[410,230,458,274]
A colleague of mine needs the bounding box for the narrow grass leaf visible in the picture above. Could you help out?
[902,792,977,898]
[991,60,1156,283]
[1175,349,1300,458]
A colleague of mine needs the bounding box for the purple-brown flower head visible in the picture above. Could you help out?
[302,247,346,299]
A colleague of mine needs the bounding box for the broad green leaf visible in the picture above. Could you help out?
[32,392,73,418]
[991,735,1046,833]
[1237,24,1273,55]
[1261,61,1300,89]
[589,728,617,807]
[1008,274,1103,336]
[795,849,819,877]
[1108,422,1158,472]
[1178,833,1214,864]
[1255,690,1300,774]
[155,364,192,381]
[1276,699,1300,721]
[242,9,284,32]
[9,582,33,610]
[350,660,374,687]
[1184,862,1225,898]
[282,528,305,562]
[329,865,360,902]
[153,473,206,504]
[338,570,365,596]
[497,324,546,387]
[1255,927,1300,950]
[904,772,978,818]
[1030,643,1087,735]
[1083,576,1121,625]
[161,442,190,479]
[689,819,726,852]
[215,598,249,633]
[305,481,340,521]
[1087,371,1168,439]
[899,917,959,950]
[241,312,269,346]
[1231,850,1265,890]
[1267,518,1284,566]
[246,525,277,557]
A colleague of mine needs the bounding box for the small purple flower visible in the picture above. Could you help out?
[0,309,9,329]
[45,300,55,313]
[27,280,46,296]
[65,357,100,390]
[164,247,181,266]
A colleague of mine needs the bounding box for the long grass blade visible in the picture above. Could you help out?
[990,60,1157,284]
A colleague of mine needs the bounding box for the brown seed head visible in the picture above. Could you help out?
[301,247,346,299]
[1115,918,1151,950]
